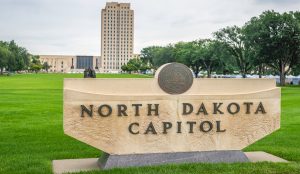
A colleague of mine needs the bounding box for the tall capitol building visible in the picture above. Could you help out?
[39,2,137,74]
[101,2,134,73]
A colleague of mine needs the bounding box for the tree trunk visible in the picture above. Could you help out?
[207,67,212,78]
[280,63,286,86]
[241,67,246,78]
[0,67,3,75]
[242,69,246,78]
[280,72,286,86]
[207,71,211,78]
[258,65,262,78]
[194,70,199,78]
[192,66,199,78]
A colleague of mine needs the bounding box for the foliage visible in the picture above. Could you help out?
[174,40,202,77]
[244,10,300,85]
[7,40,30,71]
[140,46,162,65]
[214,26,254,78]
[139,10,300,81]
[0,42,10,74]
[198,40,229,78]
[0,40,31,74]
[143,40,235,78]
[291,63,300,76]
[42,62,51,72]
[152,44,176,68]
[29,55,43,73]
[121,58,151,73]
[141,45,176,69]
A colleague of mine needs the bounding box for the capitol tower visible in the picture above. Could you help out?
[100,2,134,73]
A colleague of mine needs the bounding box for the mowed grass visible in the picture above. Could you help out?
[0,74,299,174]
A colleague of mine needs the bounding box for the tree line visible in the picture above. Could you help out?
[0,40,51,74]
[134,10,300,86]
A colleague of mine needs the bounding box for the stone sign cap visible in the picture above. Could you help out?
[157,63,194,94]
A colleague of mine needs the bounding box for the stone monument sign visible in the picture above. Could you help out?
[63,63,280,169]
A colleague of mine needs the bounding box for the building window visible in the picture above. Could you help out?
[76,56,93,69]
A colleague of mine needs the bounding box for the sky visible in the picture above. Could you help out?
[0,0,299,56]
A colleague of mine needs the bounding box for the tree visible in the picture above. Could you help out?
[0,42,10,75]
[174,40,231,78]
[174,41,194,69]
[121,64,129,73]
[244,10,300,85]
[7,40,30,72]
[121,58,151,74]
[140,46,162,65]
[152,45,176,68]
[139,63,151,73]
[291,63,300,76]
[30,55,42,73]
[199,40,225,78]
[140,45,176,69]
[42,62,51,72]
[174,40,203,77]
[214,26,254,78]
[211,41,237,75]
[30,64,43,73]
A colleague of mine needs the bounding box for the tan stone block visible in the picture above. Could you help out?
[64,78,280,155]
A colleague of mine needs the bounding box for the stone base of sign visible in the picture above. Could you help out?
[98,151,249,169]
[52,151,288,174]
[244,151,288,163]
[53,158,99,174]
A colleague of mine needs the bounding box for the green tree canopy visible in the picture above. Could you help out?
[140,46,162,65]
[29,55,42,73]
[7,40,30,72]
[0,42,11,74]
[42,62,51,72]
[244,10,300,85]
[121,58,151,74]
[214,26,254,78]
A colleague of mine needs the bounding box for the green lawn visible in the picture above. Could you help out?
[0,74,299,174]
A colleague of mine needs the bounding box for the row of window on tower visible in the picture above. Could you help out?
[103,33,133,37]
[104,27,132,32]
[104,13,133,17]
[104,25,132,29]
[103,46,133,49]
[103,37,132,41]
[105,10,131,13]
[103,34,133,38]
[103,62,129,69]
[104,48,132,51]
[105,60,129,64]
[104,37,132,41]
[103,42,133,46]
[103,53,131,57]
[105,12,132,14]
[105,7,131,11]
[106,5,130,9]
[104,21,132,25]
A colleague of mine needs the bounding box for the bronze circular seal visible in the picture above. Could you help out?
[158,63,193,94]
